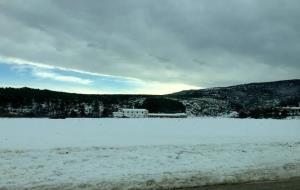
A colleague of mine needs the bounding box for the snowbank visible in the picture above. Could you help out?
[0,118,300,189]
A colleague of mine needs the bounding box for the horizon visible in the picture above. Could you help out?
[1,78,299,95]
[0,1,299,94]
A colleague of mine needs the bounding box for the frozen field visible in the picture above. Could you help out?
[0,118,300,189]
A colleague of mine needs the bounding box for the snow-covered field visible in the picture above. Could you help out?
[0,118,300,189]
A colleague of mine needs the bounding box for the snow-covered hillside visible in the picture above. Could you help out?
[0,118,300,189]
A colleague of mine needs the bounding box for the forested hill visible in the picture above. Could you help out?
[172,79,300,98]
[0,79,299,118]
[170,79,300,117]
[0,87,185,117]
[0,87,150,107]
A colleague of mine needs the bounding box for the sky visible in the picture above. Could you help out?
[0,0,299,94]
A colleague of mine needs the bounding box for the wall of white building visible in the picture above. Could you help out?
[113,109,148,118]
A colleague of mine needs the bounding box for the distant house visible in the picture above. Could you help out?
[113,108,149,118]
[280,107,300,116]
[113,108,188,118]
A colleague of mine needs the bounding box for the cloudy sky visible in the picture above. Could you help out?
[0,0,299,94]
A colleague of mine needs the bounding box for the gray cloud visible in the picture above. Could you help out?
[0,0,299,88]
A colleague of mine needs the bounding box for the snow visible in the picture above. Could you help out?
[0,118,300,189]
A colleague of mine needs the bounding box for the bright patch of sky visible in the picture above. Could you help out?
[0,58,199,94]
[0,61,139,94]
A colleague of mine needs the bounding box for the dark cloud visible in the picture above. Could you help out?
[0,0,299,88]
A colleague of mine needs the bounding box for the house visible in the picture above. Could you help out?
[113,108,149,118]
[280,107,300,116]
[113,108,188,118]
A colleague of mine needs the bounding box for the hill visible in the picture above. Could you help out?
[170,79,300,117]
[0,79,299,118]
[0,88,184,117]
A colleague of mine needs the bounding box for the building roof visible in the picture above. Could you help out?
[122,109,148,111]
[281,107,300,110]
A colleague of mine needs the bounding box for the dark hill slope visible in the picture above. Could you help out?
[170,79,300,116]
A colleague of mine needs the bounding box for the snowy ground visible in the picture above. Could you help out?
[0,118,300,189]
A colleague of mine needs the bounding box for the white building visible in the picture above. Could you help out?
[113,108,149,118]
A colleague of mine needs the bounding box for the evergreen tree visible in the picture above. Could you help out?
[92,101,100,117]
[79,104,86,117]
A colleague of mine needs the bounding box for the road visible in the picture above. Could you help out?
[176,177,300,190]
